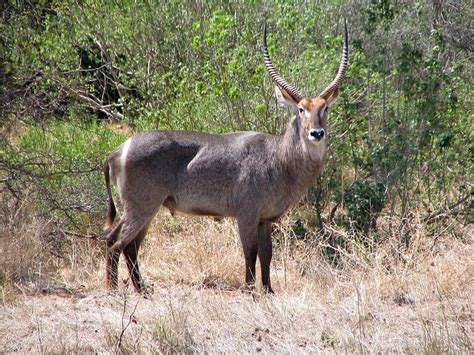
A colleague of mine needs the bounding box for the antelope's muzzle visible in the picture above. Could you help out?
[309,128,325,142]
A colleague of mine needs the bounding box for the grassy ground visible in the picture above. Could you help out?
[1,209,472,353]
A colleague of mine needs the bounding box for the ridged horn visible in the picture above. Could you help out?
[318,19,349,100]
[262,24,304,103]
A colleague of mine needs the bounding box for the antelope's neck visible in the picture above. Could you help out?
[277,117,326,192]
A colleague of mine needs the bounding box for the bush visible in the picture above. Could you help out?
[336,179,386,235]
[2,118,126,230]
[1,0,471,241]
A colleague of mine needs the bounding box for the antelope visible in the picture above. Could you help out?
[103,21,348,293]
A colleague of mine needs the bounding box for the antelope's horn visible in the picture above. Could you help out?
[318,19,349,100]
[262,24,304,103]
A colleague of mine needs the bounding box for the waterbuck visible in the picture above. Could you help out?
[103,21,348,293]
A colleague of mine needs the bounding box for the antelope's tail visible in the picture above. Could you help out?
[104,157,117,229]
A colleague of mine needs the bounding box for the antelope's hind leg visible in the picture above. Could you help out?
[105,212,153,292]
[123,223,150,293]
[107,190,164,293]
[105,221,124,290]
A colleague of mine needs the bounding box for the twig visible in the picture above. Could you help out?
[423,194,470,224]
[63,230,101,240]
[117,297,140,352]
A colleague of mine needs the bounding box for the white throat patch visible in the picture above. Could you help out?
[303,138,326,162]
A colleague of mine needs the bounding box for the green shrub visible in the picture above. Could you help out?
[3,118,127,229]
[336,179,386,235]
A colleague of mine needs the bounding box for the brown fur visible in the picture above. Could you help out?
[103,27,348,293]
[103,108,330,293]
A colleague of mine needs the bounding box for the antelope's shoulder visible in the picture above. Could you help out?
[220,131,277,151]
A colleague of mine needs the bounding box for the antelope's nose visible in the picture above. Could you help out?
[309,128,325,141]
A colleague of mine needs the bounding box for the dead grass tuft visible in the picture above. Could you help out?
[0,203,472,353]
[0,190,104,302]
[142,213,244,291]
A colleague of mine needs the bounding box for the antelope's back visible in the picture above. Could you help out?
[112,130,278,216]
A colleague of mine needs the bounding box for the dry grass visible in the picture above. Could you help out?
[1,206,473,353]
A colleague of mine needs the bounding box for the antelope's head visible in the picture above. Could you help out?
[263,20,349,147]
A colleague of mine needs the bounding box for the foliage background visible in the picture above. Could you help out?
[0,1,472,352]
[0,0,472,276]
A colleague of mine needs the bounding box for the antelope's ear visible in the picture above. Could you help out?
[325,87,339,107]
[274,86,298,112]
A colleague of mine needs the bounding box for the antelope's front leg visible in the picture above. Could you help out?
[258,221,274,293]
[237,218,258,290]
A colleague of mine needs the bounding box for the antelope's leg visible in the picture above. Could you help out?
[123,223,150,292]
[105,221,123,290]
[237,218,259,289]
[258,221,274,293]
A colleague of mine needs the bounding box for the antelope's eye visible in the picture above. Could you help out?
[298,107,304,114]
